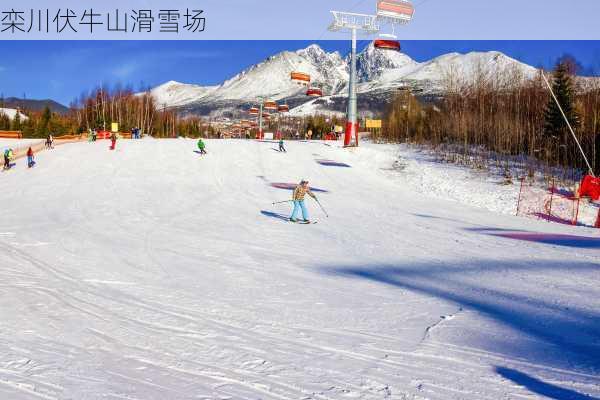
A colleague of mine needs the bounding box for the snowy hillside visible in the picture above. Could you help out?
[0,107,28,121]
[0,139,598,400]
[150,81,218,108]
[143,44,543,116]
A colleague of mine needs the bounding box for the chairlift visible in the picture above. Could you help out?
[306,87,323,97]
[376,0,415,23]
[374,38,401,51]
[264,100,278,111]
[278,104,290,113]
[248,107,259,115]
[291,72,311,85]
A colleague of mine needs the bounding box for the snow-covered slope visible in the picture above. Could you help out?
[0,139,598,399]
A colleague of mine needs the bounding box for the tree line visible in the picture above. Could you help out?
[380,57,600,182]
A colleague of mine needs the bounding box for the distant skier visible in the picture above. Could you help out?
[278,138,287,153]
[26,147,35,168]
[3,148,13,170]
[92,129,97,142]
[197,138,207,155]
[45,134,54,149]
[109,133,117,150]
[290,179,317,223]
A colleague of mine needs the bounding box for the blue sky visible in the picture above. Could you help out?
[0,41,599,106]
[4,0,600,40]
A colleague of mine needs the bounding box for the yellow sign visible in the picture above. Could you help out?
[334,125,344,133]
[111,122,119,133]
[366,119,382,129]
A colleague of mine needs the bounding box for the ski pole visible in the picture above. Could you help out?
[272,200,294,205]
[315,198,329,218]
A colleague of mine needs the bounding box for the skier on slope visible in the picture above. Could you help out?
[26,147,35,168]
[197,138,207,155]
[278,138,287,153]
[3,148,13,170]
[109,132,117,150]
[290,180,317,223]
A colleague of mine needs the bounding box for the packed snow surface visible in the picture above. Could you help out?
[0,139,599,400]
[0,138,43,152]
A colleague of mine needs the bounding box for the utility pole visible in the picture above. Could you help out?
[328,11,379,147]
[328,3,414,147]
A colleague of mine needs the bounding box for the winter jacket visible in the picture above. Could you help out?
[27,148,33,157]
[197,140,205,149]
[292,185,316,201]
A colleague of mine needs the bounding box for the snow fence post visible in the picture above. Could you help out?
[516,176,525,216]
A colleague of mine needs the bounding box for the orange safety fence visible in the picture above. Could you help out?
[54,134,84,141]
[0,131,23,139]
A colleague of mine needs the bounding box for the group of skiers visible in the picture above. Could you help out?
[130,127,142,139]
[3,146,36,170]
[4,133,322,223]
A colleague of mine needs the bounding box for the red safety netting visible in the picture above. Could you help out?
[516,178,599,227]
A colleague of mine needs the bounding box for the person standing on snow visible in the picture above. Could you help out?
[110,133,117,150]
[278,138,287,153]
[197,138,207,155]
[290,180,317,223]
[3,148,12,170]
[26,147,35,168]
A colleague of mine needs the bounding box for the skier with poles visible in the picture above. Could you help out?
[290,180,317,223]
[197,138,207,155]
[278,138,287,153]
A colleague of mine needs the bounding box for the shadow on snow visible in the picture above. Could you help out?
[260,210,289,222]
[496,367,598,400]
[318,258,600,381]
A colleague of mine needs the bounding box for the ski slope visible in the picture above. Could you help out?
[0,139,599,400]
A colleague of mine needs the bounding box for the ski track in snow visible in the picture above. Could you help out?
[0,139,599,400]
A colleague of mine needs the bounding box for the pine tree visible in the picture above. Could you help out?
[37,106,52,136]
[543,61,580,165]
[11,112,21,131]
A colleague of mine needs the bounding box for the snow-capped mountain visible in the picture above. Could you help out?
[144,43,542,117]
[209,44,347,103]
[150,81,218,108]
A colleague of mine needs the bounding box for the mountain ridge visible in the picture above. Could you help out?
[144,44,544,117]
